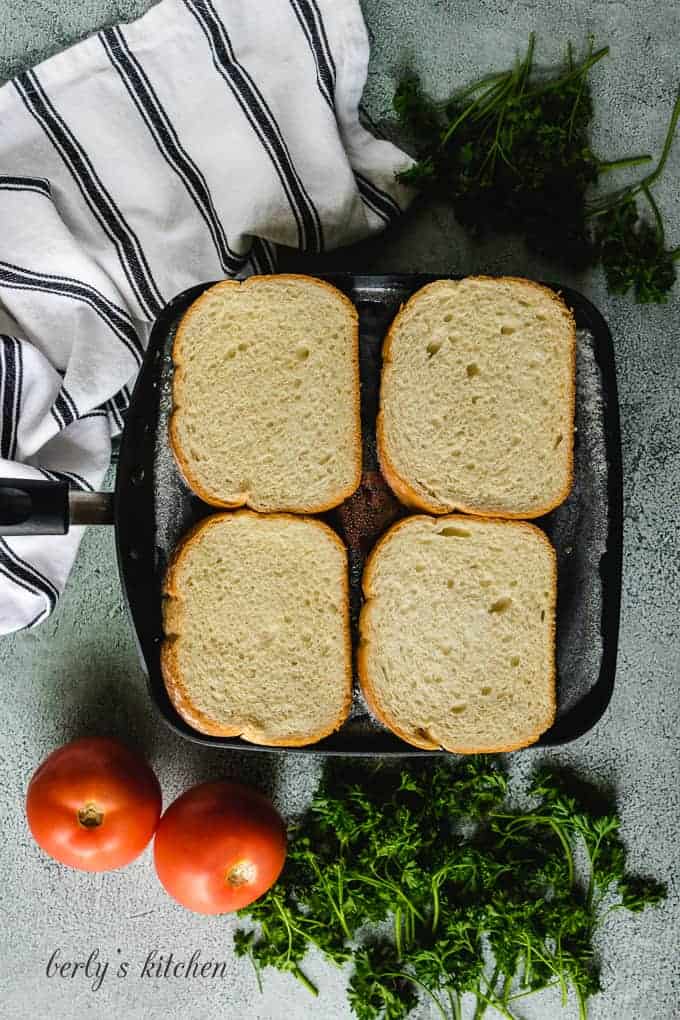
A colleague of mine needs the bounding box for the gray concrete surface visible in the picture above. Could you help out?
[1,1,679,1019]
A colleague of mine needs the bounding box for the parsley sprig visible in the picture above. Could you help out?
[234,758,664,1019]
[393,36,680,303]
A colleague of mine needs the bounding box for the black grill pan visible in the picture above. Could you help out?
[116,274,622,754]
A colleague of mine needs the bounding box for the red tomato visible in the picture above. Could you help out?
[26,737,162,872]
[154,781,287,914]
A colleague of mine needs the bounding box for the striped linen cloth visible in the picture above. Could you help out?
[0,0,412,634]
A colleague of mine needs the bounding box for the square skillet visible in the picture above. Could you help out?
[115,275,622,755]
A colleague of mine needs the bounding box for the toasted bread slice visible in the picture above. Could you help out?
[161,511,352,746]
[358,514,557,752]
[378,276,575,517]
[170,275,361,513]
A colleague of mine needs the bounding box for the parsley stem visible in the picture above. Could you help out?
[492,814,575,887]
[431,873,442,934]
[517,33,536,98]
[382,971,448,1020]
[548,819,575,887]
[337,864,344,918]
[271,900,325,953]
[530,45,609,97]
[453,71,510,103]
[439,87,496,146]
[472,997,486,1020]
[292,965,318,997]
[394,906,403,959]
[643,91,680,188]
[598,154,652,174]
[473,76,516,125]
[473,967,507,1020]
[583,831,599,912]
[246,950,263,994]
[306,858,352,940]
[567,36,591,141]
[509,979,561,1001]
[642,185,665,245]
[475,988,520,1020]
[407,906,415,947]
[447,986,462,1020]
[272,897,294,966]
[556,933,567,1006]
[588,91,680,220]
[353,873,426,924]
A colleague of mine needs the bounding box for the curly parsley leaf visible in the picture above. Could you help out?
[393,36,679,303]
[234,757,665,1020]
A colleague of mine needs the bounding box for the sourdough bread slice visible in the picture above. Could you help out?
[378,276,576,518]
[170,275,361,513]
[358,514,556,752]
[161,511,352,746]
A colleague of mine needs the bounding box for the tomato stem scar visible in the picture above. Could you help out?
[226,860,256,888]
[77,803,104,829]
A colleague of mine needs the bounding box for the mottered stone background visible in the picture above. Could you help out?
[0,1,678,1018]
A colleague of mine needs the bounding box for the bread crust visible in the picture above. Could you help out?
[377,276,576,519]
[161,510,354,746]
[169,274,363,514]
[358,513,557,753]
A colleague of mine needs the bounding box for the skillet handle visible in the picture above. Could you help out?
[0,480,115,534]
[0,478,69,535]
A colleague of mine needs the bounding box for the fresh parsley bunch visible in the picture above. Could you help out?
[234,757,664,1020]
[393,36,680,303]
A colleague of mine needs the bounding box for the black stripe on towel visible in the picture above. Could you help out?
[308,0,336,85]
[40,468,94,492]
[357,188,389,226]
[107,385,131,432]
[258,237,277,273]
[13,337,23,460]
[248,243,263,275]
[58,469,93,492]
[106,399,124,433]
[53,386,78,428]
[13,69,164,317]
[249,237,277,275]
[20,607,50,630]
[50,405,64,430]
[0,336,21,460]
[289,0,335,111]
[0,175,52,198]
[0,261,144,367]
[0,538,58,613]
[100,26,247,275]
[184,0,324,254]
[355,171,402,224]
[291,0,401,241]
[0,560,48,614]
[115,385,131,415]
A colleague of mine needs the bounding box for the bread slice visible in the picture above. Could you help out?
[161,511,352,746]
[358,514,556,753]
[170,275,361,513]
[378,276,576,518]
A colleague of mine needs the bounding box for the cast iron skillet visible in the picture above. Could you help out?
[0,274,622,755]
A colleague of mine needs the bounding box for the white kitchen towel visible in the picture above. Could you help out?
[0,0,412,634]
